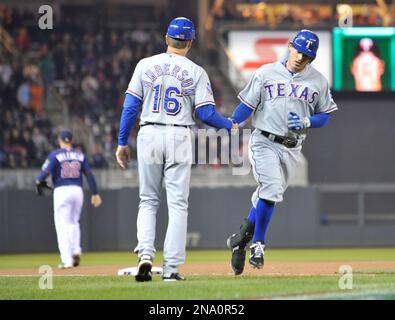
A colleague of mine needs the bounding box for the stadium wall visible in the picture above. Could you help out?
[303,96,395,183]
[1,187,395,253]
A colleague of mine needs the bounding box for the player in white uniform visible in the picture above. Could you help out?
[226,30,338,275]
[36,130,102,269]
[116,17,237,281]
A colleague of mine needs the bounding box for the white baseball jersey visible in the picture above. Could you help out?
[126,52,215,126]
[238,61,338,139]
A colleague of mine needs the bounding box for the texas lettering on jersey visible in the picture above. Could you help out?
[263,82,319,104]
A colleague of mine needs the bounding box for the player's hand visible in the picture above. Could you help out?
[91,194,102,208]
[287,112,310,131]
[35,180,52,196]
[115,145,131,169]
[229,118,239,135]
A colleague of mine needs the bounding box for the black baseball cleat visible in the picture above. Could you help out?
[135,255,153,282]
[227,235,246,275]
[226,218,254,275]
[72,254,80,267]
[249,241,265,269]
[162,272,186,282]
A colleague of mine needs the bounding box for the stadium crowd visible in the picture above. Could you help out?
[0,5,165,168]
[2,1,391,169]
[0,4,230,169]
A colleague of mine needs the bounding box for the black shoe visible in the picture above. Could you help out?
[162,273,186,282]
[227,234,246,275]
[226,219,254,276]
[72,254,80,267]
[135,255,153,282]
[249,241,265,269]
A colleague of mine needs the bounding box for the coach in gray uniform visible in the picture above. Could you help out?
[227,30,338,275]
[116,17,236,282]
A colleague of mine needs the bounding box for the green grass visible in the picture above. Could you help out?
[1,248,395,299]
[1,275,395,300]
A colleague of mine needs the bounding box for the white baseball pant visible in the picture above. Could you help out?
[53,185,84,266]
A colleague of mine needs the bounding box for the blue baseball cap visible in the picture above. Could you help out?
[59,129,73,143]
[166,17,195,41]
[292,29,319,58]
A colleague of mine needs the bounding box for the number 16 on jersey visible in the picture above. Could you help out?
[152,85,181,115]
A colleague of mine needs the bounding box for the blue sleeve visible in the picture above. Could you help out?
[82,158,98,195]
[195,104,232,130]
[85,173,98,195]
[231,102,254,124]
[118,93,142,146]
[309,113,330,128]
[36,154,56,181]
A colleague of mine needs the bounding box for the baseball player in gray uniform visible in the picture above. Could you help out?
[116,17,236,282]
[226,30,338,275]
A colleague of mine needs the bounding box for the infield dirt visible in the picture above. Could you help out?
[1,261,395,276]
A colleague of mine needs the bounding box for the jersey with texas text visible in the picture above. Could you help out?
[238,61,338,139]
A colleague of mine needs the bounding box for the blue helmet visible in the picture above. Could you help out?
[166,17,195,41]
[292,29,319,58]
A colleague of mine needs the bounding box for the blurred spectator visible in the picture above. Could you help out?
[21,129,36,166]
[30,80,44,114]
[38,44,55,89]
[103,132,115,164]
[81,71,99,102]
[0,58,13,86]
[16,27,30,52]
[17,80,30,109]
[91,144,108,168]
[31,126,50,160]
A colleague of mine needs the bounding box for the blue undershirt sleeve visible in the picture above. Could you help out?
[118,93,142,146]
[195,104,232,130]
[231,102,254,124]
[309,112,330,128]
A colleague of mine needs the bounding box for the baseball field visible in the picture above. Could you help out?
[1,248,395,300]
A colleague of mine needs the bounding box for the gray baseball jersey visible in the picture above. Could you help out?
[239,61,338,203]
[126,52,215,126]
[238,61,338,140]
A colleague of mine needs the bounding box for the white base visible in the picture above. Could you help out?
[117,266,163,276]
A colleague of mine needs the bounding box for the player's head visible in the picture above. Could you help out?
[165,17,195,52]
[58,129,73,146]
[287,30,319,72]
[291,29,319,59]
